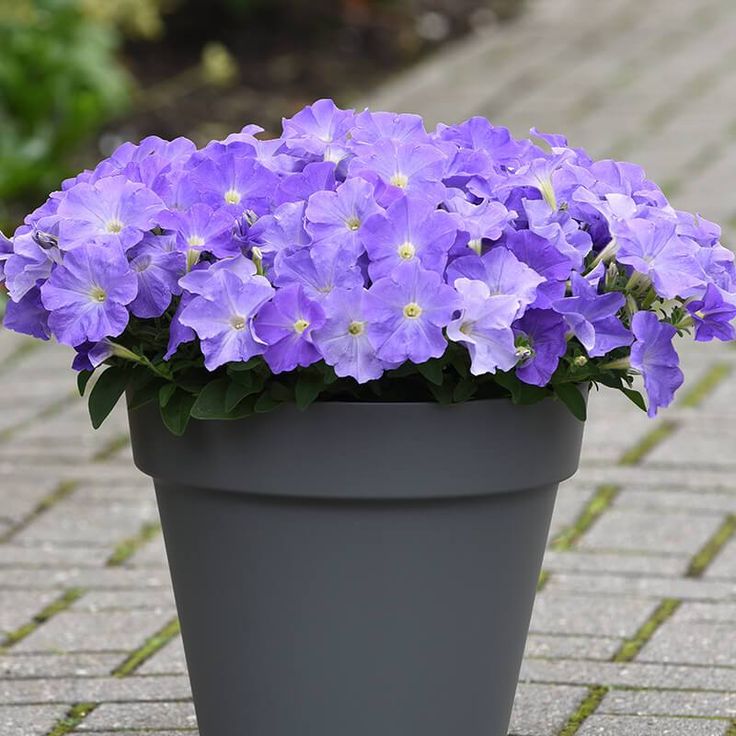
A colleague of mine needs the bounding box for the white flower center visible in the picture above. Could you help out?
[536,176,557,210]
[460,321,474,336]
[390,172,409,188]
[187,235,205,247]
[132,256,151,273]
[106,219,124,234]
[230,315,246,331]
[397,242,415,260]
[90,286,107,303]
[348,320,365,336]
[346,216,361,231]
[403,302,422,319]
[468,238,482,255]
[224,189,241,205]
[293,318,310,334]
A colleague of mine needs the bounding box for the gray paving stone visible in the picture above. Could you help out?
[529,594,658,638]
[639,618,736,667]
[705,536,736,579]
[677,602,736,624]
[525,634,622,661]
[73,589,176,612]
[76,701,197,731]
[0,704,69,736]
[137,637,187,676]
[0,653,122,679]
[13,610,173,653]
[578,508,722,556]
[542,550,688,577]
[0,543,106,568]
[0,566,171,590]
[0,590,59,638]
[509,683,587,736]
[577,714,729,736]
[599,689,736,718]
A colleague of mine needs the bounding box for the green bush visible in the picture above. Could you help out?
[0,0,130,217]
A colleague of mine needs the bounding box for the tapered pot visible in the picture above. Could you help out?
[128,396,586,736]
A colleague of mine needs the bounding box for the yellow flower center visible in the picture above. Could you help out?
[390,172,409,188]
[346,216,361,231]
[187,235,205,247]
[403,302,422,319]
[459,321,474,336]
[468,238,482,255]
[106,219,124,234]
[348,320,365,336]
[537,176,558,210]
[90,286,107,303]
[397,242,415,260]
[293,319,310,334]
[230,315,246,331]
[224,189,241,205]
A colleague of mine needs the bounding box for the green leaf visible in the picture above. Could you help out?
[427,380,453,405]
[554,383,587,421]
[160,389,196,436]
[254,391,282,414]
[127,379,160,411]
[226,357,262,372]
[452,378,477,403]
[77,369,94,397]
[417,359,444,386]
[88,366,129,429]
[190,379,230,420]
[225,374,261,412]
[295,372,323,410]
[621,387,647,413]
[158,383,177,408]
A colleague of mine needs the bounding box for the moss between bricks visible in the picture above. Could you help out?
[92,431,131,462]
[0,588,85,651]
[112,616,181,677]
[551,484,620,551]
[45,702,97,736]
[557,684,609,736]
[106,521,162,566]
[0,391,78,443]
[679,362,733,408]
[618,420,678,466]
[725,720,736,736]
[687,514,736,578]
[612,598,681,663]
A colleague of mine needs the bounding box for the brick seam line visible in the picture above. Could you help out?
[725,720,736,736]
[678,362,734,409]
[111,617,181,678]
[0,390,78,443]
[0,588,85,651]
[92,432,131,463]
[557,684,609,736]
[686,514,736,578]
[611,598,681,663]
[0,338,40,372]
[106,521,162,567]
[550,484,620,551]
[44,702,97,736]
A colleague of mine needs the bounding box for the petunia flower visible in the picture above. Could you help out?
[281,98,355,164]
[3,288,50,341]
[447,279,519,375]
[630,311,684,416]
[158,203,236,262]
[127,235,186,319]
[687,283,736,342]
[365,260,459,365]
[513,309,568,386]
[40,242,138,346]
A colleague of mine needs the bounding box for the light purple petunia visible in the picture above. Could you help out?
[365,260,459,365]
[447,278,519,375]
[56,176,165,251]
[362,194,457,279]
[127,235,186,319]
[40,243,138,346]
[312,287,386,383]
[630,311,684,417]
[255,284,326,373]
[247,201,311,266]
[3,288,50,341]
[0,231,12,282]
[305,177,383,256]
[444,191,514,257]
[281,98,355,163]
[513,309,568,386]
[275,161,337,205]
[553,272,631,357]
[179,269,274,370]
[3,228,59,301]
[687,284,736,342]
[159,203,236,262]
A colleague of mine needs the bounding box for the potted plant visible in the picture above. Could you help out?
[2,99,734,736]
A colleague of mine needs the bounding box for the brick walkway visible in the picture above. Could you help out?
[2,0,736,733]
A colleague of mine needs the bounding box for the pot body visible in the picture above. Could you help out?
[129,397,586,736]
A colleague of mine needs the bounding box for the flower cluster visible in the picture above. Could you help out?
[2,99,735,424]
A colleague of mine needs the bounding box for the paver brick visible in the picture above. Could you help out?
[0,704,69,736]
[76,701,197,731]
[508,683,588,736]
[577,715,729,736]
[599,688,736,718]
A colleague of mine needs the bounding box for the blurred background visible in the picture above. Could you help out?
[0,0,524,231]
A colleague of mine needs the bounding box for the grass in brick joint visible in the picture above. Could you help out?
[106,521,162,566]
[112,616,181,677]
[687,514,736,578]
[612,598,681,663]
[557,685,609,736]
[0,588,84,650]
[45,702,97,736]
[618,420,678,466]
[678,362,733,408]
[550,484,620,551]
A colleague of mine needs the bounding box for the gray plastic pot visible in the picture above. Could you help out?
[128,395,586,736]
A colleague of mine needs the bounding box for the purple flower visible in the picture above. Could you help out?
[179,270,275,370]
[127,235,186,319]
[187,149,278,216]
[362,194,457,279]
[312,287,385,382]
[276,161,337,205]
[56,176,164,251]
[255,284,326,373]
[523,198,592,268]
[72,340,114,372]
[444,192,514,257]
[513,309,568,386]
[616,217,704,299]
[349,140,447,206]
[282,98,355,163]
[365,260,459,364]
[0,231,12,282]
[349,110,428,150]
[447,279,519,375]
[630,311,684,416]
[687,284,736,342]
[247,202,311,266]
[273,243,364,300]
[158,203,236,261]
[305,178,383,256]
[3,229,58,301]
[40,243,138,346]
[446,247,544,313]
[553,273,631,357]
[164,293,196,361]
[3,288,50,340]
